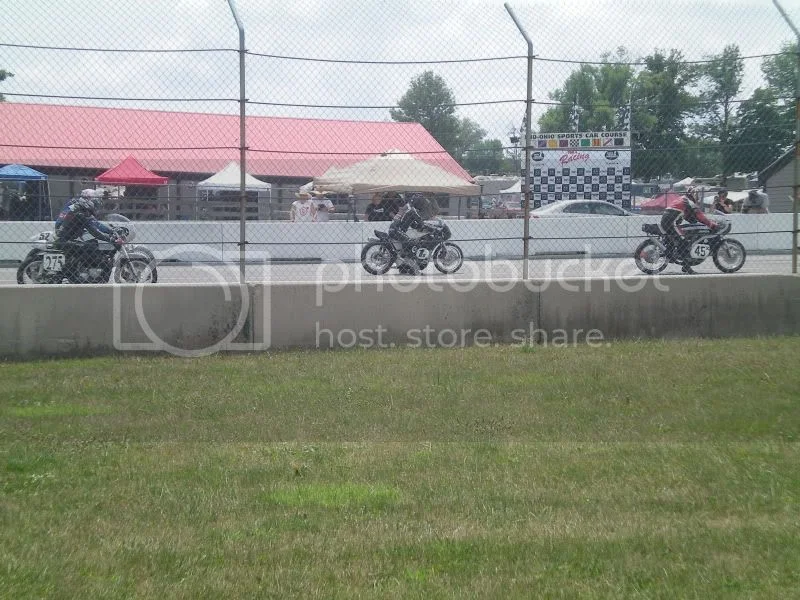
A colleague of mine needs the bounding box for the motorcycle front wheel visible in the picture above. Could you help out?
[16,255,46,284]
[361,241,395,275]
[712,239,746,273]
[634,240,668,275]
[114,258,158,283]
[433,242,464,274]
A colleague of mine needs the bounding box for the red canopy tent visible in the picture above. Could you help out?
[95,155,168,186]
[95,156,169,219]
[637,191,683,215]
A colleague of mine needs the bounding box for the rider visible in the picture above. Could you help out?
[388,193,436,273]
[660,186,718,274]
[54,189,123,270]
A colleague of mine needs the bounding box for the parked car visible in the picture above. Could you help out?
[530,200,632,218]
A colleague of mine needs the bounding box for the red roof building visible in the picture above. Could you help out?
[0,102,469,181]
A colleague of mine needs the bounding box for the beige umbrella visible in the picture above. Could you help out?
[313,150,480,196]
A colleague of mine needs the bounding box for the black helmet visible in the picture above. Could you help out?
[410,193,427,211]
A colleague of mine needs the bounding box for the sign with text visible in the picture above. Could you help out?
[529,131,632,209]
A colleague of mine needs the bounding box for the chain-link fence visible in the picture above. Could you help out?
[1,0,798,285]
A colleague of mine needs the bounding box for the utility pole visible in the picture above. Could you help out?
[772,0,799,274]
[227,0,247,283]
[504,3,533,280]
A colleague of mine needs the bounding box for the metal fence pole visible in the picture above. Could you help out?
[772,0,799,274]
[227,0,247,283]
[505,3,533,279]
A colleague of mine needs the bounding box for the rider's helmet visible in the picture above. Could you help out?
[683,185,701,210]
[80,189,103,213]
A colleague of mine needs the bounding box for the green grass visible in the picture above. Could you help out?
[1,338,799,598]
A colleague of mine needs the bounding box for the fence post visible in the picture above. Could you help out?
[227,0,247,283]
[772,0,799,274]
[504,3,533,279]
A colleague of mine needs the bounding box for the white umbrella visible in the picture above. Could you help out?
[313,150,480,196]
[197,161,271,191]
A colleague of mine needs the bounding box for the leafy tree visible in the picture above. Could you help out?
[462,139,505,175]
[537,48,635,133]
[693,45,744,184]
[0,69,13,102]
[452,117,486,165]
[390,71,462,158]
[729,88,791,173]
[763,41,797,101]
[632,49,699,180]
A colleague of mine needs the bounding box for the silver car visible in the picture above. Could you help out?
[530,200,633,218]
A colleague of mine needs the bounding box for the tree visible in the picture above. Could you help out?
[693,45,744,184]
[462,139,505,175]
[390,71,462,159]
[452,117,486,165]
[729,88,792,173]
[631,49,700,180]
[537,48,635,133]
[0,69,13,102]
[763,41,797,101]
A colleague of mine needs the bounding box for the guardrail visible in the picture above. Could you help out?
[0,213,794,264]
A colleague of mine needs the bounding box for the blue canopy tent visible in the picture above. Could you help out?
[0,164,51,220]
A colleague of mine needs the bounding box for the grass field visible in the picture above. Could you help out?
[2,338,799,599]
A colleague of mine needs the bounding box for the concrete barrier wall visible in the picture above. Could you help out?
[1,274,799,358]
[0,214,794,263]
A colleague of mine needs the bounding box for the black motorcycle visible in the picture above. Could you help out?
[17,214,158,284]
[361,218,464,275]
[634,217,746,275]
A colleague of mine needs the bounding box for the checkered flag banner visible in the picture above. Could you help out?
[569,102,582,132]
[615,105,631,131]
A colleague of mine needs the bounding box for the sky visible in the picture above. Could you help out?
[2,0,798,145]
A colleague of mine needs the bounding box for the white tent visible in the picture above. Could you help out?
[672,176,695,190]
[312,150,480,196]
[197,161,272,191]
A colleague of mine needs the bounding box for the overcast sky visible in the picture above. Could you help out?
[2,0,798,144]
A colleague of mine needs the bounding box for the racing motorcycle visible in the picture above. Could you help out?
[361,218,464,275]
[634,217,746,275]
[17,214,158,284]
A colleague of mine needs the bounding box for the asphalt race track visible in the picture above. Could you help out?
[0,254,793,286]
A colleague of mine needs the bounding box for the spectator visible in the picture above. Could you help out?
[712,188,732,215]
[365,192,394,221]
[742,189,769,214]
[290,191,316,222]
[312,191,335,222]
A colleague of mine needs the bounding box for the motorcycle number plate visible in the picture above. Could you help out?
[42,252,66,272]
[690,244,711,259]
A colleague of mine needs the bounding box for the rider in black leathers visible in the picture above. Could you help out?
[388,193,436,273]
[53,189,123,272]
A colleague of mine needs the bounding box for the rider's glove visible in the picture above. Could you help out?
[112,236,125,248]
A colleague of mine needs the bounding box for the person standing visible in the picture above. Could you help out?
[312,191,335,222]
[712,188,732,215]
[290,191,316,222]
[365,193,393,221]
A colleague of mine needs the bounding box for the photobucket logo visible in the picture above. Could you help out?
[312,242,670,305]
[112,244,271,357]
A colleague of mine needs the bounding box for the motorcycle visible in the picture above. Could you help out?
[17,214,158,284]
[361,218,464,276]
[634,216,746,275]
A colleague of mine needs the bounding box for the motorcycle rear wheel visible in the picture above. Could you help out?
[16,256,46,284]
[712,239,746,273]
[634,240,668,275]
[361,241,395,275]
